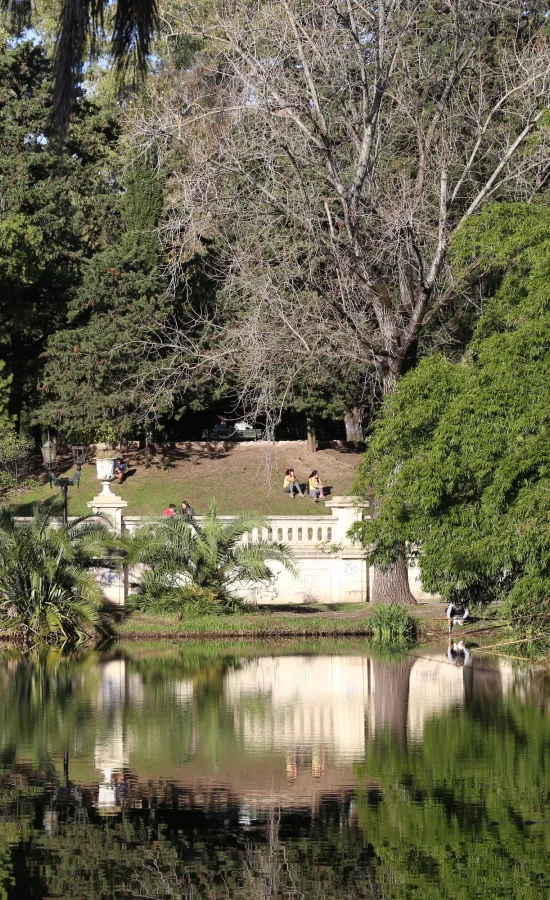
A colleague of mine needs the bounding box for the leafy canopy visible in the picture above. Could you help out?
[353,202,550,627]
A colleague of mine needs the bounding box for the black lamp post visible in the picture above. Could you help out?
[41,440,88,525]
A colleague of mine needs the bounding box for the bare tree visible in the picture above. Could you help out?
[128,0,550,601]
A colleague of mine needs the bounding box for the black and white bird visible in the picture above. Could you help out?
[446,602,469,632]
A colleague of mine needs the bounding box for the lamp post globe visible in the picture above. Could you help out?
[40,438,85,526]
[41,439,57,470]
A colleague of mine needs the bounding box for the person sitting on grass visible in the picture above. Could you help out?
[308,470,325,502]
[181,500,195,518]
[114,457,127,484]
[163,503,177,517]
[283,468,304,498]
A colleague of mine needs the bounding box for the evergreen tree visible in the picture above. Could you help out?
[0,38,120,422]
[38,153,217,440]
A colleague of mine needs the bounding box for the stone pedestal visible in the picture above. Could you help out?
[325,495,368,545]
[87,482,128,535]
[88,483,128,606]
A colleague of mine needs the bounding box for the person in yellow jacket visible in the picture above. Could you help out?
[308,470,323,502]
[283,468,304,498]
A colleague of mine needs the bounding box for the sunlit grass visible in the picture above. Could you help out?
[9,447,359,518]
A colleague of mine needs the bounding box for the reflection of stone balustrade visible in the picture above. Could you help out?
[88,652,519,805]
[225,656,370,762]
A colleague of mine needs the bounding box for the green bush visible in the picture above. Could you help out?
[369,603,417,645]
[0,503,115,644]
[129,583,239,616]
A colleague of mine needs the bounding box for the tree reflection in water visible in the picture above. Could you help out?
[0,644,546,899]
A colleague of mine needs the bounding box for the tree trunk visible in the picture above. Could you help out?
[370,362,417,605]
[145,422,155,456]
[372,552,416,605]
[344,407,363,442]
[306,412,317,452]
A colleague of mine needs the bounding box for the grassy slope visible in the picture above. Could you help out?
[9,443,361,517]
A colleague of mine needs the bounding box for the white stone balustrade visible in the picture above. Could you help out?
[123,513,339,547]
[101,497,368,605]
[16,495,435,606]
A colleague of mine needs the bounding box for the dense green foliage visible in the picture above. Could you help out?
[368,603,417,645]
[37,157,169,440]
[0,362,34,492]
[0,39,120,423]
[0,504,114,642]
[354,203,550,632]
[0,32,218,442]
[127,500,295,612]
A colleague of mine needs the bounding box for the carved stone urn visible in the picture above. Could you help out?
[94,457,117,496]
[89,455,127,535]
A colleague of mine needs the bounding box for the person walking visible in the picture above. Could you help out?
[283,468,304,498]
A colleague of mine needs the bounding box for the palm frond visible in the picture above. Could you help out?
[234,540,296,575]
[124,500,296,614]
[219,513,270,547]
[52,0,159,133]
[67,511,109,535]
[0,503,105,644]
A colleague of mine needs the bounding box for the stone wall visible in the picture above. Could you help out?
[86,492,435,605]
[16,494,435,605]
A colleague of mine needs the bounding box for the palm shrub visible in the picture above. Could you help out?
[126,500,295,614]
[0,504,115,644]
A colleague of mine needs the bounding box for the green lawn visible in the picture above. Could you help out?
[113,609,376,639]
[9,443,361,517]
[109,604,508,648]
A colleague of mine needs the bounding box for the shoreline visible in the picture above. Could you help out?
[1,606,526,658]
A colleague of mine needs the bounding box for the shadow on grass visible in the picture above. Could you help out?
[116,468,137,485]
[318,441,365,453]
[9,492,66,517]
[138,443,236,468]
[247,604,332,615]
[9,499,42,516]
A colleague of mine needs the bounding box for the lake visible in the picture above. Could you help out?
[0,641,548,899]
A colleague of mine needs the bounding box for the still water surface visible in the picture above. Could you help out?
[0,642,548,899]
